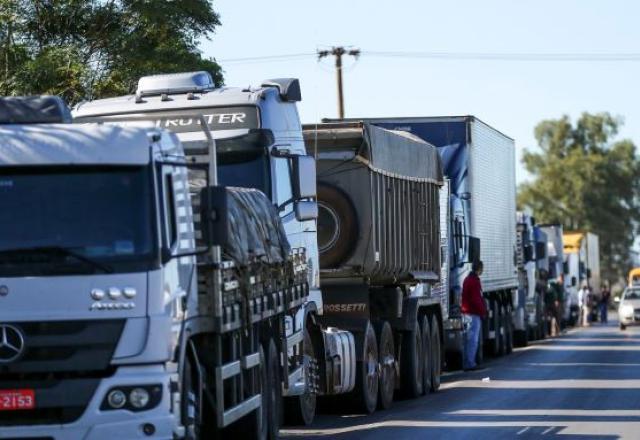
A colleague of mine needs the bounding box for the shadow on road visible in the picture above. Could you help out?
[282,320,639,439]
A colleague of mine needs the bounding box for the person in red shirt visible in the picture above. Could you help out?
[462,260,487,370]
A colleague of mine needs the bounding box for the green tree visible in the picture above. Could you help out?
[518,112,640,283]
[0,0,223,104]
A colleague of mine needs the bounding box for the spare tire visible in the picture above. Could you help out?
[317,182,358,268]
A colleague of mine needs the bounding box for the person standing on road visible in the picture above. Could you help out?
[462,260,488,371]
[600,284,611,324]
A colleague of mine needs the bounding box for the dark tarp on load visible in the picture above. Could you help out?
[361,123,443,184]
[0,96,72,124]
[218,186,291,265]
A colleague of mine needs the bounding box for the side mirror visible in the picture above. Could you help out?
[468,236,481,264]
[586,268,592,279]
[294,200,318,221]
[292,155,316,200]
[199,185,230,248]
[571,276,577,287]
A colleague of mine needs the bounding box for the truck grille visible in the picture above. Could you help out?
[0,319,125,426]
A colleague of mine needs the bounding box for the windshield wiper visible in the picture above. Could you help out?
[0,246,114,274]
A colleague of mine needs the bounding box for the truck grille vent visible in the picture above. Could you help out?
[0,319,125,426]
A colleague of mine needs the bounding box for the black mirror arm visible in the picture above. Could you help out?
[277,198,294,213]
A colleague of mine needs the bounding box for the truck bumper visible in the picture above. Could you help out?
[1,365,177,440]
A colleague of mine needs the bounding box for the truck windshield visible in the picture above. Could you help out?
[218,151,270,195]
[216,129,272,196]
[0,166,157,277]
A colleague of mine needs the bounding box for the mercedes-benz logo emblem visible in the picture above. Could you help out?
[0,325,25,363]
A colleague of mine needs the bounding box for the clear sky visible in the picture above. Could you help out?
[201,0,640,184]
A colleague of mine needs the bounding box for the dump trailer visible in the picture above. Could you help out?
[303,121,445,413]
[325,116,518,362]
[74,71,357,431]
[1,95,309,440]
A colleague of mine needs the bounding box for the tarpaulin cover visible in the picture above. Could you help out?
[221,186,291,265]
[0,96,72,124]
[361,123,443,184]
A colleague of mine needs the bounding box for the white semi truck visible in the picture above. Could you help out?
[0,94,318,439]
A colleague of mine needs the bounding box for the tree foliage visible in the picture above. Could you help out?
[518,112,640,283]
[0,0,223,104]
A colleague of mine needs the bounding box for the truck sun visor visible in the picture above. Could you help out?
[0,96,72,124]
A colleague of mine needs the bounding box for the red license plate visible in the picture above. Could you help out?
[0,389,35,410]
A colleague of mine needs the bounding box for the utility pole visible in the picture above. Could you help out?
[318,46,360,119]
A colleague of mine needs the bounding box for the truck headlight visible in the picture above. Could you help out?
[101,385,162,412]
[107,389,127,409]
[129,388,150,409]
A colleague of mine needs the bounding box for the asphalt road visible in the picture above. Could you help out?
[283,315,640,440]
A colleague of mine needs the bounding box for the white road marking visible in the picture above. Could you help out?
[517,427,531,435]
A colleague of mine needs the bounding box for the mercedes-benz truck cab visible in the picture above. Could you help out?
[0,97,191,439]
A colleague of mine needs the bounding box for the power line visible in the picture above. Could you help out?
[218,50,640,65]
[217,53,315,64]
[364,50,640,61]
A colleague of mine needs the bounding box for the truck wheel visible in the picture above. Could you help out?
[420,315,433,395]
[490,300,501,356]
[352,322,379,414]
[504,306,513,355]
[514,330,528,347]
[401,319,424,398]
[239,344,268,440]
[317,183,359,268]
[267,339,282,440]
[430,315,442,392]
[182,355,215,440]
[620,323,627,331]
[375,321,395,410]
[284,329,316,426]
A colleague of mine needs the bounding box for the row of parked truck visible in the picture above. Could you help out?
[0,71,600,439]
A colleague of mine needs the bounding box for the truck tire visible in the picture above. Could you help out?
[238,344,268,440]
[283,329,316,426]
[490,300,501,356]
[317,183,359,268]
[430,315,442,392]
[499,305,507,356]
[503,305,513,355]
[620,323,627,331]
[514,329,528,347]
[375,321,395,410]
[420,315,433,395]
[401,319,424,398]
[267,339,282,440]
[182,354,217,440]
[352,322,379,414]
